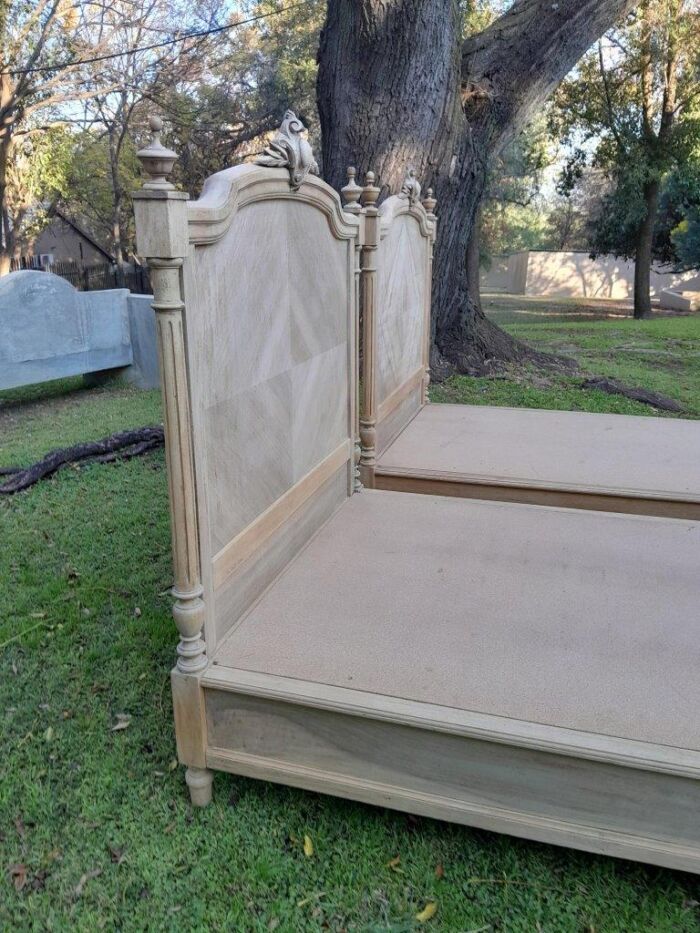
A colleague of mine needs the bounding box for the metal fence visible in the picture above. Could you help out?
[9,258,151,294]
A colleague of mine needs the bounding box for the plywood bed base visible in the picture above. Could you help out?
[133,115,700,874]
[351,173,700,519]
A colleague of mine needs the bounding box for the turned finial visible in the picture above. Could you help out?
[361,171,380,209]
[341,166,362,214]
[422,187,437,215]
[137,115,178,190]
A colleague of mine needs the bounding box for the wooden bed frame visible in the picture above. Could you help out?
[133,116,700,873]
[354,172,700,519]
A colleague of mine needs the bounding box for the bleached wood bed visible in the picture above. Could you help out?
[355,173,700,519]
[133,115,700,873]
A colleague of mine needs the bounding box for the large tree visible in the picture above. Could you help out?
[317,0,638,374]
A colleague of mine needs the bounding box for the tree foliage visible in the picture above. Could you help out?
[0,0,99,268]
[550,0,700,313]
[480,118,553,261]
[1,0,322,269]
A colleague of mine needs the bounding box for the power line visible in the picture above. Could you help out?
[4,1,314,77]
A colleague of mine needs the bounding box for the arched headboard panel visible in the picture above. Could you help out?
[349,171,436,487]
[134,118,360,659]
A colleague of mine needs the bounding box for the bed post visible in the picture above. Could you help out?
[359,171,380,487]
[421,187,437,405]
[341,167,364,491]
[133,118,212,806]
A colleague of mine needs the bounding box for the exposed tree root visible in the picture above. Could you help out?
[581,378,683,412]
[0,426,164,495]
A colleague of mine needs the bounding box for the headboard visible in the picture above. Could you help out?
[133,115,360,669]
[342,168,436,487]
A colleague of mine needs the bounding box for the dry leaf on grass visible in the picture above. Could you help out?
[9,863,27,892]
[303,835,314,857]
[297,891,325,908]
[416,901,438,923]
[108,844,126,865]
[74,868,102,898]
[111,714,132,732]
[434,862,444,879]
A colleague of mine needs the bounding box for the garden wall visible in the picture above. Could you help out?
[0,270,158,391]
[482,251,700,303]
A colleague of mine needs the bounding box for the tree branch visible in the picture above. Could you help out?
[462,0,638,145]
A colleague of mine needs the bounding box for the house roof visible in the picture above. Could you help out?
[51,207,115,262]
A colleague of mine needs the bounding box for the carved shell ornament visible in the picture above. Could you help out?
[399,167,422,205]
[255,110,319,190]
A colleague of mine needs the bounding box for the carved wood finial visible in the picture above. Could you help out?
[255,110,319,190]
[422,187,437,216]
[137,115,178,190]
[341,166,362,214]
[361,171,380,208]
[399,167,421,205]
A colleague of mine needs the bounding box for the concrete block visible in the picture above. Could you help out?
[0,271,131,390]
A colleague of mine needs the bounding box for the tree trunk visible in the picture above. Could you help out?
[318,0,638,373]
[466,203,483,316]
[108,129,125,268]
[0,125,13,275]
[633,179,659,319]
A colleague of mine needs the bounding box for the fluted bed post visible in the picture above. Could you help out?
[421,187,437,405]
[341,167,364,492]
[133,117,212,806]
[133,117,206,676]
[359,172,380,487]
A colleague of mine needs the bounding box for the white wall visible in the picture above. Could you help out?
[481,251,700,302]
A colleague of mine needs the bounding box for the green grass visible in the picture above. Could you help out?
[2,357,700,929]
[433,296,700,419]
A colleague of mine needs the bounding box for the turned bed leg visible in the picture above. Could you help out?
[185,767,213,807]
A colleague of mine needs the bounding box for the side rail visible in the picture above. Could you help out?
[342,168,437,487]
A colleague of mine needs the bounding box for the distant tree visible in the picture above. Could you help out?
[656,156,700,268]
[3,125,73,260]
[72,0,219,269]
[672,210,700,269]
[552,1,700,317]
[0,0,117,272]
[473,120,552,307]
[544,169,608,251]
[166,0,324,197]
[63,131,141,260]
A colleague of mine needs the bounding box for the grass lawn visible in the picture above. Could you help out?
[2,315,700,929]
[431,295,700,418]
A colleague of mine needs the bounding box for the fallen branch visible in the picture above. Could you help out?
[580,377,683,413]
[0,426,164,495]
